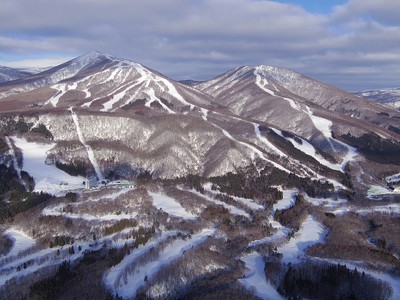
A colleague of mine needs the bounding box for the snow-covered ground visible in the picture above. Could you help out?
[12,136,85,196]
[185,188,251,219]
[105,228,214,299]
[203,182,264,211]
[272,189,297,212]
[331,203,400,216]
[385,172,400,184]
[277,215,326,264]
[1,229,35,258]
[209,121,292,173]
[148,191,197,220]
[240,252,284,300]
[368,185,400,198]
[0,226,139,287]
[303,194,347,207]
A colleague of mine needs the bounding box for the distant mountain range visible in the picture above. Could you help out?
[0,65,34,83]
[356,88,400,110]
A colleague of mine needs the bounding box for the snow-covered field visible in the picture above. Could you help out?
[272,189,297,212]
[240,252,284,300]
[278,215,325,264]
[148,191,197,219]
[105,228,214,299]
[12,136,85,196]
[1,229,35,258]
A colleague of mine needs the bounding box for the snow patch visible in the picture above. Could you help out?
[148,191,197,219]
[11,137,85,196]
[278,215,325,264]
[2,229,35,257]
[240,252,284,300]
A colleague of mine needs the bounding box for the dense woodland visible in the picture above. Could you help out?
[278,262,392,300]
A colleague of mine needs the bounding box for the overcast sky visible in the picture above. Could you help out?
[0,0,399,91]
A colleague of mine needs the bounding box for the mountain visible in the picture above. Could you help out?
[356,88,400,110]
[0,52,399,299]
[0,65,33,83]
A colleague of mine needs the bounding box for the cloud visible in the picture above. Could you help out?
[332,0,400,25]
[0,0,399,90]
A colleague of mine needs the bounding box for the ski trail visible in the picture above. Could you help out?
[254,67,301,111]
[253,123,287,157]
[5,136,28,191]
[210,122,291,173]
[69,108,104,180]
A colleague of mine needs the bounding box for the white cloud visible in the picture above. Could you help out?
[0,0,399,90]
[0,57,73,69]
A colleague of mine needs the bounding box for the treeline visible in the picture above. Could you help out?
[0,189,52,222]
[50,236,74,248]
[209,170,282,208]
[1,117,53,139]
[55,161,87,177]
[0,163,24,196]
[274,194,308,228]
[278,262,392,300]
[29,260,76,299]
[104,219,138,235]
[30,123,53,139]
[338,132,400,165]
[210,166,335,206]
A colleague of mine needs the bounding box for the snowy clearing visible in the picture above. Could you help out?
[272,189,297,213]
[148,191,197,220]
[2,229,35,258]
[12,136,85,196]
[240,252,284,300]
[278,215,325,264]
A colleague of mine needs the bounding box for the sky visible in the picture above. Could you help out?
[0,0,399,91]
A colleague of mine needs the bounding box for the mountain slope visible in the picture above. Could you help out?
[0,51,213,113]
[1,52,400,300]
